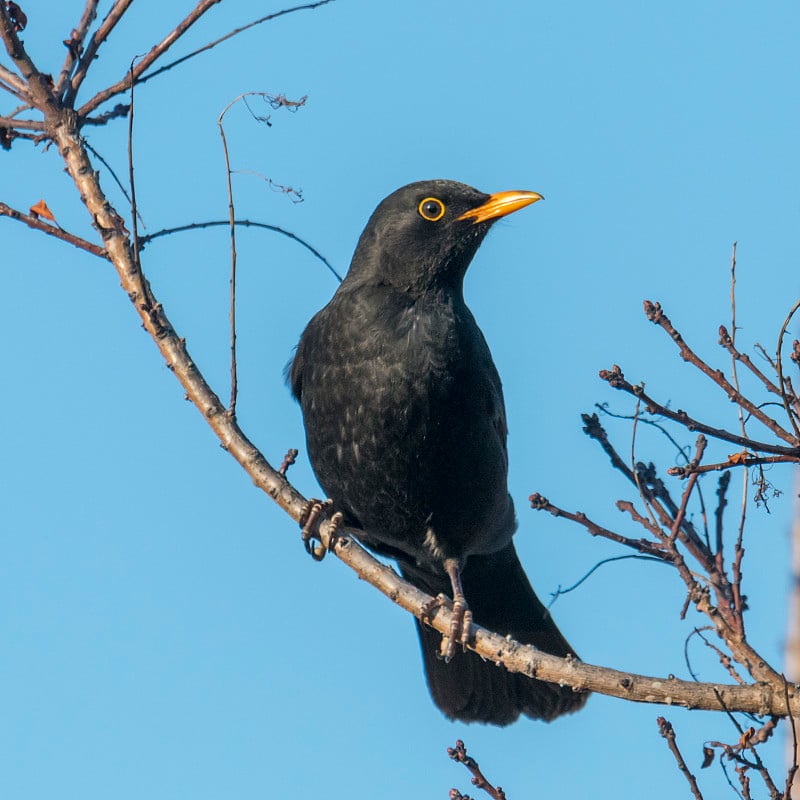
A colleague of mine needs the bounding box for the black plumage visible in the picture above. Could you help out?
[289,179,588,725]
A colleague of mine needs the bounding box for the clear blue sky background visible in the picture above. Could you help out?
[2,2,799,797]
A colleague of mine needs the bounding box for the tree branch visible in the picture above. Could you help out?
[645,300,797,444]
[54,0,100,98]
[0,201,107,258]
[76,0,222,116]
[599,364,800,458]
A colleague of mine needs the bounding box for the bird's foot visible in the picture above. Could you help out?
[421,592,451,621]
[298,498,342,561]
[442,557,473,662]
[443,601,473,662]
[420,587,474,662]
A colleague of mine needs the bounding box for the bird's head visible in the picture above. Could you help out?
[344,179,542,296]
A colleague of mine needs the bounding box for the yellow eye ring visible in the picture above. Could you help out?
[418,197,446,222]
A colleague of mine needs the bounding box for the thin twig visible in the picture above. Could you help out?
[686,627,747,685]
[136,1,334,89]
[645,300,798,444]
[657,718,704,800]
[583,413,702,545]
[669,454,799,477]
[77,1,334,118]
[217,96,240,417]
[775,298,800,439]
[0,201,106,258]
[715,471,731,571]
[631,396,662,531]
[64,0,135,105]
[0,62,28,97]
[448,740,506,800]
[0,114,44,130]
[596,403,693,462]
[668,435,706,541]
[600,365,800,457]
[139,219,342,281]
[83,103,130,126]
[127,58,142,270]
[783,676,799,799]
[278,448,299,476]
[83,139,144,227]
[529,493,670,559]
[548,554,667,606]
[719,325,785,399]
[54,0,100,97]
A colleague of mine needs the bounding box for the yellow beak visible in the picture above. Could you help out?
[458,190,543,225]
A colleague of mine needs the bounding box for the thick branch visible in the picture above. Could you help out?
[0,4,57,115]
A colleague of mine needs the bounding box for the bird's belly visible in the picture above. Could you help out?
[303,353,513,565]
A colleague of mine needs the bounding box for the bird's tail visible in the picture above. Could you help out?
[400,542,588,725]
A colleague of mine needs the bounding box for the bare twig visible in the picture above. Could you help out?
[714,471,730,570]
[0,201,106,258]
[448,740,506,800]
[595,402,692,462]
[217,96,240,416]
[54,0,100,97]
[548,554,668,606]
[0,62,28,97]
[669,454,799,477]
[529,493,670,560]
[77,1,334,118]
[686,627,747,685]
[583,413,704,546]
[784,675,799,799]
[76,0,223,116]
[775,299,800,439]
[657,718,704,800]
[599,365,800,458]
[82,139,143,226]
[136,2,334,89]
[278,448,299,476]
[139,219,341,281]
[668,436,706,541]
[127,58,142,269]
[83,103,130,126]
[719,325,785,399]
[645,301,797,445]
[0,114,44,130]
[65,0,135,105]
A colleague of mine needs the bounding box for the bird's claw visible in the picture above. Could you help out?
[444,601,473,662]
[299,499,342,561]
[420,593,474,662]
[421,592,451,621]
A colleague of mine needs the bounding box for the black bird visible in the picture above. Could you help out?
[289,180,588,725]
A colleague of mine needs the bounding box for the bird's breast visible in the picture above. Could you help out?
[297,286,512,563]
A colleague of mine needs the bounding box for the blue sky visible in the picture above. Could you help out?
[2,2,799,797]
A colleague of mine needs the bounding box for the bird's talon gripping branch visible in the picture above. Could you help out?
[299,498,333,561]
[421,591,473,659]
[443,558,473,662]
[421,592,452,623]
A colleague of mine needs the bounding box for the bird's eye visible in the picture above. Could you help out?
[418,197,446,222]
